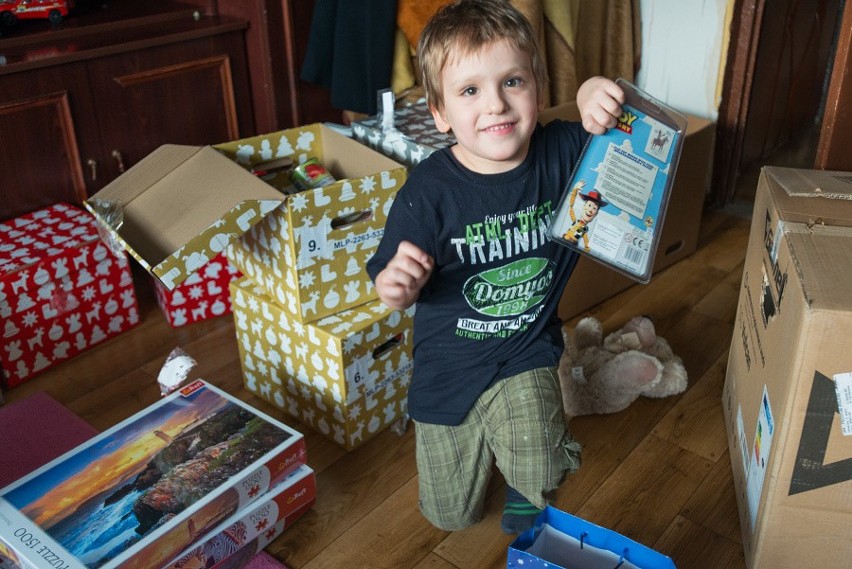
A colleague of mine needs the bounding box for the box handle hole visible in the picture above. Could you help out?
[664,239,684,256]
[333,210,373,230]
[373,332,403,359]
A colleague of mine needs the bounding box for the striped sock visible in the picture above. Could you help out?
[501,486,542,535]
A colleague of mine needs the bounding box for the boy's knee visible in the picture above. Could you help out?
[420,502,482,531]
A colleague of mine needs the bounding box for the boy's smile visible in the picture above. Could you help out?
[431,39,539,174]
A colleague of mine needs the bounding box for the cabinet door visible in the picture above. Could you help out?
[0,63,99,220]
[84,29,253,188]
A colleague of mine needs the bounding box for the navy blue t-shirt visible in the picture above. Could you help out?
[366,119,588,425]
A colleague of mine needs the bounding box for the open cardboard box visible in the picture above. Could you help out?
[538,103,715,319]
[85,125,407,322]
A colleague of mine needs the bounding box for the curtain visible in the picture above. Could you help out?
[393,0,641,107]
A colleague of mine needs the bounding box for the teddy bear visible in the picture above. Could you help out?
[558,315,688,420]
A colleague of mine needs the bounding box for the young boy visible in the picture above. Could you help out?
[366,0,624,534]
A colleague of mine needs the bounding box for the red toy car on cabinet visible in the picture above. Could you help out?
[0,0,73,26]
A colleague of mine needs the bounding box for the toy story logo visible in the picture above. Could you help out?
[616,110,638,134]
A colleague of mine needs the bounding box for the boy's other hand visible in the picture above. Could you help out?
[576,76,625,135]
[375,241,434,309]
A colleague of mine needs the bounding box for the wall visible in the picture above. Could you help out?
[634,0,731,120]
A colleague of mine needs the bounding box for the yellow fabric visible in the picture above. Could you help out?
[391,28,417,95]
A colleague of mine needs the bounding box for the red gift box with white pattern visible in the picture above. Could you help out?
[0,203,140,388]
[153,252,241,327]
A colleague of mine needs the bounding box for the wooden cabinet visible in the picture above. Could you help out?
[0,2,253,220]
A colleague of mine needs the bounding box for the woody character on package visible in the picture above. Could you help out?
[562,180,607,251]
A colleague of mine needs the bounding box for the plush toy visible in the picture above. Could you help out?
[559,315,688,420]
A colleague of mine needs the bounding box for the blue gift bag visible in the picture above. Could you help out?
[507,507,677,569]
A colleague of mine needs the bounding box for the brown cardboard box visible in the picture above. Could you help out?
[722,166,852,568]
[537,103,715,319]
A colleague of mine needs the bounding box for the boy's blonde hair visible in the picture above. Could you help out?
[418,0,547,112]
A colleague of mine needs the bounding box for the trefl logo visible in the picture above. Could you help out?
[463,258,554,317]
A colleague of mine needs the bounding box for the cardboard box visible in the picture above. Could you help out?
[230,276,414,451]
[536,103,716,319]
[0,380,307,569]
[722,166,852,568]
[153,252,242,327]
[351,100,455,169]
[83,125,407,325]
[0,203,140,388]
[220,126,407,322]
[162,465,315,569]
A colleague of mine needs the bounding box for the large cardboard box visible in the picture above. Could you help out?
[0,380,307,569]
[536,104,716,319]
[162,464,316,569]
[723,166,852,568]
[0,204,140,388]
[230,276,414,451]
[84,125,407,323]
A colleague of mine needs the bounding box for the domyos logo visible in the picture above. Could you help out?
[463,257,554,317]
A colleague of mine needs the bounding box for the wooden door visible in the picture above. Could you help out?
[711,0,842,206]
[84,30,253,190]
[0,63,98,219]
[815,1,852,171]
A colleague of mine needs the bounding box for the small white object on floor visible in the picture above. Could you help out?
[158,348,198,395]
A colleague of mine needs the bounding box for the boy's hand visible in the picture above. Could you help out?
[375,241,434,309]
[576,76,625,135]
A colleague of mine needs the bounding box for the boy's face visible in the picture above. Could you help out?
[430,39,538,174]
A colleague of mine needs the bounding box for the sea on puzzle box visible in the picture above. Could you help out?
[0,380,306,569]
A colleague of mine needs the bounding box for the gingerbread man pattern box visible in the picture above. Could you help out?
[230,277,414,451]
[220,124,407,323]
[0,203,140,388]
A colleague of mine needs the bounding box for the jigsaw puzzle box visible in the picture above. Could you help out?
[162,464,316,569]
[0,380,306,569]
[0,203,139,388]
[723,166,852,568]
[230,276,414,451]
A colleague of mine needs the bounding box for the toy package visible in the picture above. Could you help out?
[550,79,687,283]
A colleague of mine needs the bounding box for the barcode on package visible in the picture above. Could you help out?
[834,372,852,436]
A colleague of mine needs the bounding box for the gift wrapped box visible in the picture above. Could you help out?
[153,251,242,327]
[0,203,140,388]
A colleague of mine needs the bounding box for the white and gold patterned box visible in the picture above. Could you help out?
[219,125,407,323]
[230,276,414,451]
[84,125,406,326]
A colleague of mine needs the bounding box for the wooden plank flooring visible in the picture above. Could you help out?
[2,207,753,569]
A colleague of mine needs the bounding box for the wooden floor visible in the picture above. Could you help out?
[7,145,819,567]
